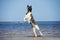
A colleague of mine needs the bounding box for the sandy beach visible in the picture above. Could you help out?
[0,34,60,40]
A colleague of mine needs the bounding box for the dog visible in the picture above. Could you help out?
[24,5,43,37]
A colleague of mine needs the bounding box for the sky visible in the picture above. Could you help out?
[0,0,60,21]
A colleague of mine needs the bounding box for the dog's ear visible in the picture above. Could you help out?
[27,5,29,8]
[30,5,32,11]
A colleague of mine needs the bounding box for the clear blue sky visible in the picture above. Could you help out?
[0,0,60,21]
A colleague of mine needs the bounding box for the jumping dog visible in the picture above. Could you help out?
[24,5,43,37]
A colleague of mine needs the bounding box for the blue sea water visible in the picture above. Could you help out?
[0,21,60,36]
[0,21,60,40]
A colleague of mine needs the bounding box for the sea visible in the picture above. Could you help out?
[0,21,60,40]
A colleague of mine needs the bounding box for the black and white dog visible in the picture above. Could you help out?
[24,5,43,37]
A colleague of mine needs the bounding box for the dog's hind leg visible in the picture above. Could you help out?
[39,30,43,36]
[35,25,43,36]
[32,27,37,37]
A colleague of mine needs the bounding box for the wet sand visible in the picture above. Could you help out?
[0,28,60,40]
[0,29,60,40]
[0,34,60,40]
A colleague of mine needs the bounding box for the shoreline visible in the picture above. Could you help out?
[0,34,60,38]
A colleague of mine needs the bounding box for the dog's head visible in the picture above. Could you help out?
[27,5,32,12]
[24,5,32,23]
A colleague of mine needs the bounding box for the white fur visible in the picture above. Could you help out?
[24,12,31,23]
[33,25,43,36]
[34,25,40,30]
[33,27,37,37]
